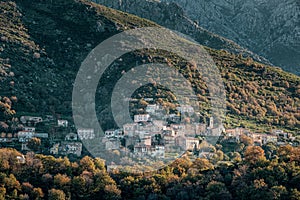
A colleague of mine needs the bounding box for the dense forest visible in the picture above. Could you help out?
[0,144,300,200]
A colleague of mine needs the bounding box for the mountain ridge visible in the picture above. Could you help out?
[93,0,272,66]
[162,0,300,75]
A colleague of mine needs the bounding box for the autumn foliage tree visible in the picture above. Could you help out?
[244,146,266,164]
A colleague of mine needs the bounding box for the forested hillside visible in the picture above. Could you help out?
[0,0,299,133]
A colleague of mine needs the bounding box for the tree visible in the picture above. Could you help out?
[170,157,192,176]
[0,187,6,200]
[231,152,242,163]
[277,145,293,162]
[290,147,300,163]
[0,100,15,121]
[21,182,33,196]
[71,176,87,199]
[53,174,71,192]
[79,156,95,172]
[240,134,253,146]
[271,185,288,200]
[244,146,266,164]
[48,189,66,200]
[190,158,214,173]
[263,143,277,159]
[206,181,232,200]
[249,179,273,199]
[41,173,53,190]
[290,189,300,200]
[103,184,121,200]
[5,174,21,192]
[32,188,44,200]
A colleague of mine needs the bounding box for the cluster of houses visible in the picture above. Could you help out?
[102,104,225,160]
[0,124,49,149]
[0,116,83,156]
[50,133,82,157]
[102,104,299,161]
[49,127,95,157]
[224,127,297,146]
[0,103,297,160]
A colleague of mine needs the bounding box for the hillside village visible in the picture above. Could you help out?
[0,0,299,199]
[0,100,298,161]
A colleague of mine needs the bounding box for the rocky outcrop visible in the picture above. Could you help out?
[162,0,300,75]
[93,0,271,64]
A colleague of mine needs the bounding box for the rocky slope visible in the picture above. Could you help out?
[162,0,300,75]
[93,0,270,64]
[0,0,299,133]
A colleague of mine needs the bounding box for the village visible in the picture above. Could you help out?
[0,103,298,160]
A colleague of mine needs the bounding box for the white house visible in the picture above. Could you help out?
[58,120,68,127]
[24,127,36,132]
[34,133,49,139]
[208,125,225,136]
[151,146,165,158]
[263,135,278,144]
[152,120,167,130]
[249,133,277,146]
[105,130,115,137]
[134,114,150,123]
[16,155,26,164]
[146,104,160,114]
[272,129,289,139]
[77,128,95,140]
[20,116,43,124]
[199,151,215,159]
[134,144,151,154]
[17,131,34,142]
[250,133,264,146]
[176,105,194,114]
[105,129,123,138]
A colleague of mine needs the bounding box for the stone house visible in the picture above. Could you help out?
[59,142,82,157]
[175,136,199,151]
[134,114,150,123]
[123,123,138,136]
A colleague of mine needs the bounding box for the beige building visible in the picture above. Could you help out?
[175,136,199,151]
[123,123,138,136]
[104,138,121,151]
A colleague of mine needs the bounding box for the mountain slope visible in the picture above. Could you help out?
[0,0,299,133]
[93,0,271,65]
[162,0,300,75]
